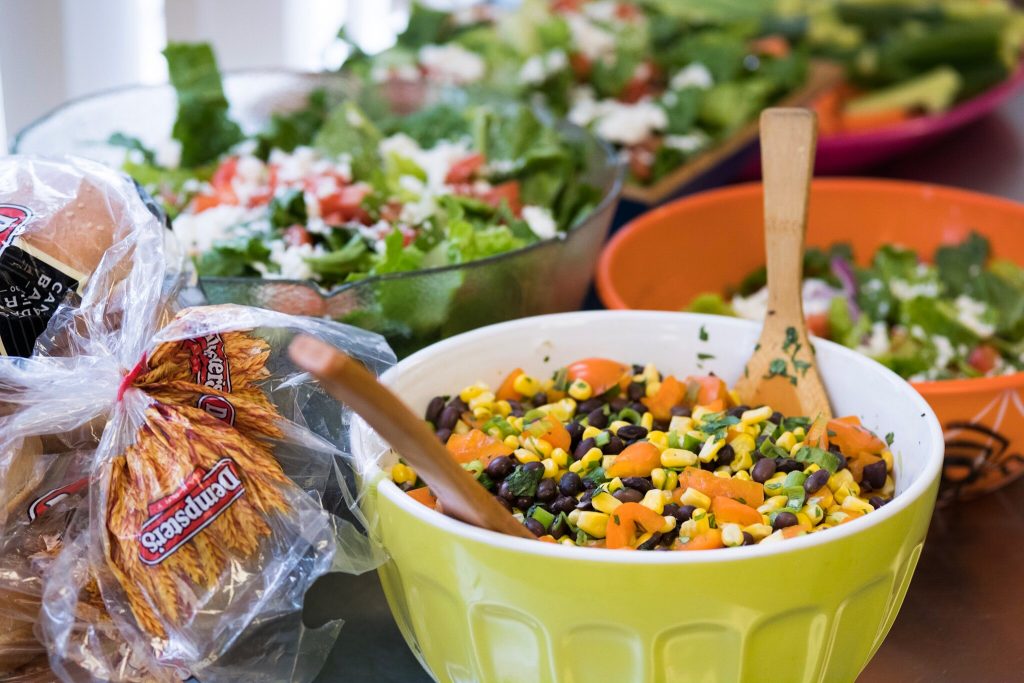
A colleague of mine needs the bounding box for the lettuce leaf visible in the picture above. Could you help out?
[253,89,330,160]
[313,102,382,178]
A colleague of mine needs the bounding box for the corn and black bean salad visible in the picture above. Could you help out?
[392,358,896,550]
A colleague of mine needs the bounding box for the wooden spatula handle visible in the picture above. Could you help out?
[760,108,817,318]
[288,335,534,539]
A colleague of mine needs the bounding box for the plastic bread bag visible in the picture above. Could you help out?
[0,154,181,532]
[3,304,396,682]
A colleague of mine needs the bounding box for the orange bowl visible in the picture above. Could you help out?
[597,179,1024,504]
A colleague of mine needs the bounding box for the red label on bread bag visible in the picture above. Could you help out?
[0,204,31,253]
[138,458,245,565]
[27,476,89,521]
[183,333,237,425]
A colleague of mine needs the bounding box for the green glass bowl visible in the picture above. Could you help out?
[13,71,624,358]
[353,311,944,682]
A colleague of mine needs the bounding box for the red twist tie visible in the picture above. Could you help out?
[116,353,148,402]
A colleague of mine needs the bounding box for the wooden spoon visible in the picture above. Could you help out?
[734,108,832,420]
[288,335,534,539]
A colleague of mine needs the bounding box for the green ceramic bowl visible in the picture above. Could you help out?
[353,311,943,683]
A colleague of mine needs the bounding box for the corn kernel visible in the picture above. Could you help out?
[733,470,751,481]
[514,448,539,465]
[607,477,624,493]
[669,415,693,433]
[582,426,602,440]
[691,508,710,533]
[698,437,725,463]
[577,511,609,538]
[453,420,471,435]
[730,432,756,452]
[593,492,622,515]
[660,515,677,533]
[757,495,788,514]
[602,456,618,471]
[642,363,659,383]
[391,463,416,485]
[740,406,773,424]
[472,406,492,421]
[494,400,512,417]
[645,381,661,398]
[881,476,895,497]
[568,379,593,401]
[567,458,582,473]
[842,496,874,515]
[730,448,753,473]
[581,448,603,467]
[560,537,576,546]
[714,466,732,477]
[512,374,542,397]
[660,448,698,468]
[468,391,495,410]
[541,458,559,479]
[508,416,524,432]
[534,438,553,458]
[665,470,679,491]
[776,431,796,451]
[728,389,742,405]
[641,488,665,513]
[679,487,711,510]
[792,427,806,438]
[647,431,668,451]
[743,523,773,540]
[722,523,744,547]
[833,483,852,503]
[641,412,654,430]
[804,463,821,474]
[826,510,850,525]
[503,435,520,450]
[828,469,854,492]
[635,531,655,547]
[809,487,834,509]
[459,382,489,402]
[548,398,576,422]
[881,449,894,473]
[803,503,825,525]
[651,468,667,490]
[567,509,582,526]
[550,447,569,467]
[848,481,861,498]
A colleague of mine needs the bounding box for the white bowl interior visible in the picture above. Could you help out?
[355,311,943,559]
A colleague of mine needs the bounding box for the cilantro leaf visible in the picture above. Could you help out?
[107,132,157,165]
[504,464,542,497]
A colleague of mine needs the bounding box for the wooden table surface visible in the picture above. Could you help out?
[312,91,1024,683]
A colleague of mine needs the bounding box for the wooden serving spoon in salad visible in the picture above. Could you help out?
[734,108,833,420]
[288,335,535,539]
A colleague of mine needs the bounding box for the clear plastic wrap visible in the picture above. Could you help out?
[0,157,396,682]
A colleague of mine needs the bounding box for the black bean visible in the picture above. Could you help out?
[448,397,468,413]
[522,461,544,476]
[436,428,452,445]
[485,455,515,480]
[574,437,596,460]
[507,400,525,417]
[622,477,653,493]
[494,496,512,512]
[653,419,670,432]
[498,480,516,502]
[524,518,547,536]
[536,478,557,503]
[727,404,750,418]
[578,398,604,415]
[804,468,830,494]
[700,459,718,471]
[663,503,680,518]
[576,490,594,510]
[437,405,461,431]
[637,532,663,550]
[628,401,647,414]
[617,425,648,441]
[751,458,777,483]
[532,392,548,407]
[551,495,577,514]
[610,397,629,411]
[776,458,802,474]
[862,460,887,491]
[673,504,696,523]
[566,421,584,450]
[627,382,646,400]
[425,396,446,425]
[742,532,756,546]
[586,408,608,429]
[603,435,625,455]
[772,511,798,530]
[582,477,598,490]
[755,434,769,448]
[613,488,644,504]
[559,472,583,497]
[828,443,847,469]
[632,363,645,374]
[670,405,692,417]
[716,444,735,467]
[869,496,889,510]
[770,411,784,424]
[660,525,680,547]
[515,496,533,511]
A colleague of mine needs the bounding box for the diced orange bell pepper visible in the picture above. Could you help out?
[781,526,806,538]
[496,368,524,401]
[805,414,830,450]
[445,429,511,465]
[641,375,685,421]
[566,358,630,396]
[674,467,765,507]
[846,451,883,483]
[537,534,557,544]
[676,528,724,551]
[685,375,730,408]
[528,415,571,452]
[710,496,763,527]
[828,418,885,455]
[407,487,437,509]
[606,502,667,549]
[806,312,830,338]
[606,441,662,478]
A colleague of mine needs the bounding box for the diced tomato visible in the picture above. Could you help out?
[190,193,223,214]
[806,313,829,338]
[968,345,1000,375]
[620,61,660,103]
[380,200,404,223]
[445,154,486,184]
[615,2,642,20]
[283,225,313,247]
[211,157,238,192]
[552,0,585,12]
[481,181,522,215]
[321,183,372,224]
[569,52,593,79]
[749,35,791,58]
[246,163,279,207]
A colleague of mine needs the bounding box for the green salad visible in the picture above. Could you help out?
[111,43,602,287]
[688,233,1024,381]
[344,0,1024,184]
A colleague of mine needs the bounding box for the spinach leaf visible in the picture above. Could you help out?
[196,236,271,277]
[504,464,543,497]
[254,89,330,160]
[107,133,158,165]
